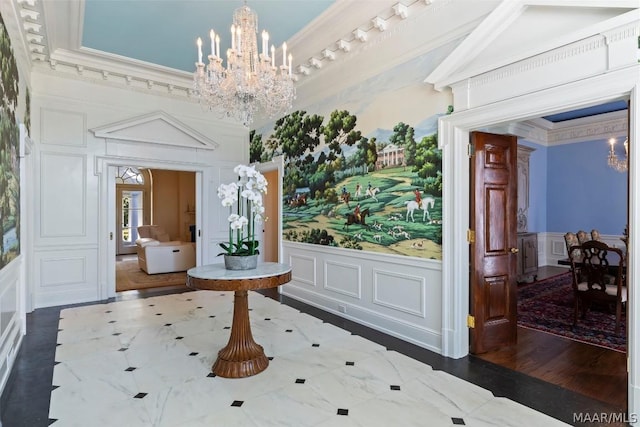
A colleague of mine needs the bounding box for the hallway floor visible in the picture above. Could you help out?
[1,284,628,426]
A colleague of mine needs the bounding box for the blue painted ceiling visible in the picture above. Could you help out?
[82,0,336,73]
[542,100,628,123]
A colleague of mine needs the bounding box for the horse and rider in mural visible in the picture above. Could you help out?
[344,204,370,229]
[405,195,436,222]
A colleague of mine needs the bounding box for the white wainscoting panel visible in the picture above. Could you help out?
[40,257,86,287]
[34,249,99,307]
[40,152,86,237]
[281,242,443,353]
[41,108,86,146]
[0,258,24,398]
[289,254,316,287]
[324,260,361,299]
[373,269,425,317]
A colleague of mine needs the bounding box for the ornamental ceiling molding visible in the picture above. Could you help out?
[468,20,638,91]
[520,110,628,146]
[14,0,451,102]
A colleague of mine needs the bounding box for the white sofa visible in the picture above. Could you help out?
[135,225,196,274]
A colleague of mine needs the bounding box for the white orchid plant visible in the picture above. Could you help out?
[217,164,268,256]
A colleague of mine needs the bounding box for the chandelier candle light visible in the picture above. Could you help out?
[217,164,268,270]
[194,2,296,127]
[608,137,629,173]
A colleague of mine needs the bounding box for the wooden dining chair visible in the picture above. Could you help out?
[576,230,590,245]
[564,232,581,262]
[569,241,626,334]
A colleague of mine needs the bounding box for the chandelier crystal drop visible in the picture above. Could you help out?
[193,2,296,127]
[607,137,628,173]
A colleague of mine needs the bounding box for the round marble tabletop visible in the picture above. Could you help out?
[187,262,292,292]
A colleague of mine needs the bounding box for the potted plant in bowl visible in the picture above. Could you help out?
[217,164,267,270]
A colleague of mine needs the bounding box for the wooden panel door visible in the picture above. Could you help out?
[470,131,518,354]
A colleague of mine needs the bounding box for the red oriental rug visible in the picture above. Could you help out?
[517,271,626,353]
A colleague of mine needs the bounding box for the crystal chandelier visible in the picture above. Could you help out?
[193,2,296,127]
[608,137,628,172]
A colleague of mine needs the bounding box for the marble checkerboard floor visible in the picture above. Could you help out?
[50,290,568,426]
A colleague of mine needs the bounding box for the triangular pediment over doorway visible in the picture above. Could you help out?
[425,0,639,90]
[91,111,219,150]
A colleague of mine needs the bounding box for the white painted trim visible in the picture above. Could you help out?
[91,110,219,150]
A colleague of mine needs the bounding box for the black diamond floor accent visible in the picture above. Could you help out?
[118,347,128,352]
[197,306,203,309]
[390,385,401,391]
[51,385,59,391]
[134,392,147,399]
[337,408,349,416]
[175,336,184,340]
[148,304,155,307]
[112,332,121,336]
[125,367,137,372]
[105,310,112,313]
[268,356,274,360]
[209,315,216,318]
[207,373,216,378]
[312,343,320,347]
[49,419,58,425]
[265,318,271,321]
[231,400,244,407]
[285,329,293,333]
[108,320,116,323]
[189,352,199,356]
[346,361,355,366]
[295,379,306,384]
[452,417,465,425]
[164,323,172,326]
[186,298,192,301]
[155,313,162,316]
[224,326,230,330]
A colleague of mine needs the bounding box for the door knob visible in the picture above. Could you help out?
[510,247,519,254]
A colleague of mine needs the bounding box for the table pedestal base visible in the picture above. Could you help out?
[211,290,269,378]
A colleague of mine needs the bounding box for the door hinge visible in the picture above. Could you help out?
[467,143,475,157]
[467,314,475,328]
[467,229,475,243]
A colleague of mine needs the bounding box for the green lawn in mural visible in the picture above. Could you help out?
[252,108,445,260]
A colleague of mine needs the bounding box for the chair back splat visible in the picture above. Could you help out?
[569,240,626,335]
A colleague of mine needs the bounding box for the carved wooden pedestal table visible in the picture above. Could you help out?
[186,262,292,378]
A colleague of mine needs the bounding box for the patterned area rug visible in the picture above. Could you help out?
[116,258,188,292]
[518,272,626,353]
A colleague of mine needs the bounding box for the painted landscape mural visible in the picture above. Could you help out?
[251,108,447,260]
[0,13,21,268]
[251,44,456,260]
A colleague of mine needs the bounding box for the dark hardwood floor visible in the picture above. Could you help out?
[475,266,628,411]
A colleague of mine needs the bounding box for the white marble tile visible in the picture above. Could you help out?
[141,377,235,427]
[129,353,211,392]
[49,291,569,427]
[54,334,123,362]
[49,396,152,427]
[241,382,337,427]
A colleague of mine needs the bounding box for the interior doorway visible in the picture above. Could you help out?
[467,106,630,410]
[107,164,203,297]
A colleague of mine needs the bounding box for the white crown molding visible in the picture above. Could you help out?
[426,2,640,90]
[90,111,218,150]
[515,109,629,146]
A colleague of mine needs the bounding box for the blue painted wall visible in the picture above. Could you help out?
[522,138,627,236]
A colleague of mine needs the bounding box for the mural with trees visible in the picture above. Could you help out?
[0,13,21,268]
[251,108,446,260]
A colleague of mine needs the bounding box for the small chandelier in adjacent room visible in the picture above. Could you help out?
[608,137,628,172]
[193,1,296,127]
